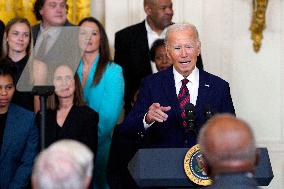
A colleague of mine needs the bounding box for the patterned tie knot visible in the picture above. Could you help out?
[182,78,189,86]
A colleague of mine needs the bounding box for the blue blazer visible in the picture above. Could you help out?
[0,104,39,189]
[120,66,235,148]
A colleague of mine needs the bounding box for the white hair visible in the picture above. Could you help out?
[165,23,200,45]
[32,140,94,189]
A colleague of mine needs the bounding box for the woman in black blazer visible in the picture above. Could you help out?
[44,64,98,155]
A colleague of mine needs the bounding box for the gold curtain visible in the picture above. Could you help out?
[0,0,90,25]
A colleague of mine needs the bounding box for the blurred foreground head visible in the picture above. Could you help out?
[32,139,94,189]
[198,114,258,176]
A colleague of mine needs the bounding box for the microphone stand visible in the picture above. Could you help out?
[32,86,55,151]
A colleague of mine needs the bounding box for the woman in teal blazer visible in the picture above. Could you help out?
[78,17,124,189]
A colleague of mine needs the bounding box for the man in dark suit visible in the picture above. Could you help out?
[114,0,204,114]
[120,23,235,149]
[198,114,259,189]
[0,63,39,188]
[32,0,73,43]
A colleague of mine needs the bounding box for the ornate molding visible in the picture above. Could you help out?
[249,0,268,52]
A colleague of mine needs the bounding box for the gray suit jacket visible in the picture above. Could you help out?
[31,20,74,44]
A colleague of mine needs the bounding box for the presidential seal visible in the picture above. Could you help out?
[184,144,212,186]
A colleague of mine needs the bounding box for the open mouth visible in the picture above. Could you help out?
[179,61,191,65]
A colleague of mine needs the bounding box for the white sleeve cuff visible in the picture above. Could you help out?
[143,113,155,129]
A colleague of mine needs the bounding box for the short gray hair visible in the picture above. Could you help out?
[165,23,200,45]
[32,140,94,189]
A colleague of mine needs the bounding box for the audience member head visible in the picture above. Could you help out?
[33,0,68,28]
[78,17,111,85]
[144,0,173,33]
[47,64,85,110]
[1,17,32,60]
[165,23,201,78]
[0,61,16,113]
[150,39,171,71]
[198,114,258,177]
[32,139,94,189]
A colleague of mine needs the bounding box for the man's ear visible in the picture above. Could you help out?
[144,4,152,16]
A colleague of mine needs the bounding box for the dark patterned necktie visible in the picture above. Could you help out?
[178,78,190,128]
[35,33,49,60]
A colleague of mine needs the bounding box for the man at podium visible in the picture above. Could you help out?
[120,23,235,148]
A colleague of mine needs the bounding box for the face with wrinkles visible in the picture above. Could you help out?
[53,65,75,99]
[145,0,174,30]
[166,27,200,77]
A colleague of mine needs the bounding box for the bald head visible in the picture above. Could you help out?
[144,0,156,6]
[198,114,257,175]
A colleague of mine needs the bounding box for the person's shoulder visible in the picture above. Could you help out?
[142,67,171,84]
[76,105,98,115]
[116,20,145,36]
[65,20,74,26]
[32,23,40,30]
[107,62,122,71]
[200,70,229,85]
[10,103,35,117]
[9,104,35,126]
[75,105,99,120]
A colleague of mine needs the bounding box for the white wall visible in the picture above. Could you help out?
[91,0,284,188]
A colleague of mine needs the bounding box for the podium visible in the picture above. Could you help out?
[128,148,273,188]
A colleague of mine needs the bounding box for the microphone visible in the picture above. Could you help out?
[204,104,213,121]
[185,103,196,131]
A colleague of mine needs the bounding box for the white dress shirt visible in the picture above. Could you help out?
[173,66,199,106]
[145,20,168,74]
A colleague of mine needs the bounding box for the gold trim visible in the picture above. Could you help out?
[249,0,268,52]
[184,144,212,186]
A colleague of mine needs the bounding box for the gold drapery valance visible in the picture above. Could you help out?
[0,0,90,25]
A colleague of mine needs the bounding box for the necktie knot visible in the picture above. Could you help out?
[182,78,189,85]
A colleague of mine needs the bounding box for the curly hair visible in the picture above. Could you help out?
[33,0,68,21]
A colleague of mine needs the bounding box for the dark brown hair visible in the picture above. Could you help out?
[78,17,111,85]
[150,39,165,62]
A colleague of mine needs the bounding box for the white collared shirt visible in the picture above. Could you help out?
[35,25,61,56]
[173,66,199,106]
[145,20,168,74]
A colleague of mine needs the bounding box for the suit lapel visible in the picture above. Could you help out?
[138,21,150,52]
[196,70,211,114]
[0,104,19,162]
[136,21,152,73]
[161,67,181,122]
